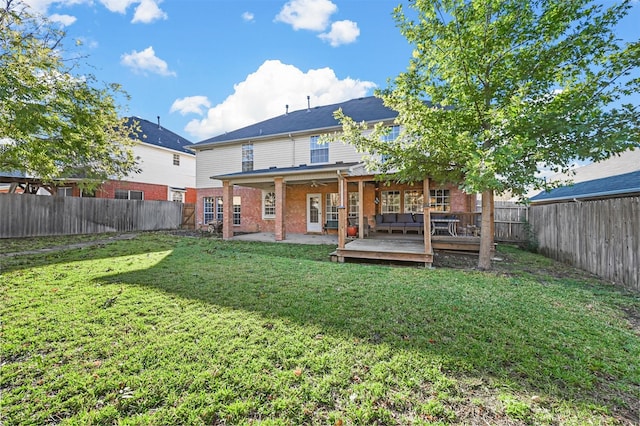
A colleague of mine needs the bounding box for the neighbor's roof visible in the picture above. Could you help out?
[125,117,194,155]
[191,96,398,148]
[211,161,361,180]
[530,170,640,203]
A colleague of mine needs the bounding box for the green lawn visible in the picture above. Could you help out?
[1,232,638,425]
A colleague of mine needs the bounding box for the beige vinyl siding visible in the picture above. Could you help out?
[254,138,294,169]
[196,146,239,188]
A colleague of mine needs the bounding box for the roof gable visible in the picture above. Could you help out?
[530,170,640,203]
[125,117,194,155]
[191,96,398,147]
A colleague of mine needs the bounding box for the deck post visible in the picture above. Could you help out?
[222,180,233,240]
[338,207,346,251]
[274,176,286,241]
[423,177,433,256]
[358,180,365,239]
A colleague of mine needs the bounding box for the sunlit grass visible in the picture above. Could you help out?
[1,233,638,425]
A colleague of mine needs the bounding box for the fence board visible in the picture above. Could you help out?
[494,201,528,242]
[0,194,183,239]
[530,197,639,293]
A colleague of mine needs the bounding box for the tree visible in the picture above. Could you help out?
[335,0,640,269]
[0,0,138,191]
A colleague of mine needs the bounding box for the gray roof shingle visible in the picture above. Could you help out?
[530,170,640,203]
[191,96,398,147]
[125,117,194,155]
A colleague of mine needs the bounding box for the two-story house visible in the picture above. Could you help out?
[190,96,476,252]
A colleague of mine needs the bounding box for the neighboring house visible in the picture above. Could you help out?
[94,117,196,203]
[1,117,196,202]
[530,149,640,204]
[189,96,477,244]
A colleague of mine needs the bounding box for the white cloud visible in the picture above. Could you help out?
[120,46,176,76]
[242,11,255,22]
[274,0,337,31]
[49,13,77,26]
[184,60,376,140]
[131,0,167,23]
[99,0,136,13]
[318,20,359,47]
[170,96,212,116]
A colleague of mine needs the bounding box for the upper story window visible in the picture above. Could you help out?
[173,154,180,166]
[381,125,400,143]
[263,191,276,219]
[242,143,253,172]
[430,189,450,212]
[310,135,328,164]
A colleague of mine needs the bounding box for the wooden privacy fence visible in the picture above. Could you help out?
[494,201,529,242]
[530,197,639,293]
[0,194,183,239]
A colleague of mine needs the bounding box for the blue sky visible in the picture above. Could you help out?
[20,0,640,143]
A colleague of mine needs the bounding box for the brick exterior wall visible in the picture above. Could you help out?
[196,180,476,235]
[96,180,196,202]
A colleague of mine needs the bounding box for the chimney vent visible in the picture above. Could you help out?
[307,95,310,112]
[285,104,289,115]
[157,116,161,129]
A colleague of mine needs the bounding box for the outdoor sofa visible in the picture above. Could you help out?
[374,213,424,234]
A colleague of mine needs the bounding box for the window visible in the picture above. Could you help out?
[404,190,424,213]
[348,192,359,218]
[379,125,400,162]
[242,143,253,172]
[380,190,400,213]
[173,154,180,166]
[233,196,241,226]
[310,135,328,164]
[381,125,400,142]
[58,187,73,197]
[263,191,276,218]
[214,197,224,221]
[170,190,185,202]
[203,197,215,223]
[430,189,450,212]
[115,189,143,200]
[325,193,340,221]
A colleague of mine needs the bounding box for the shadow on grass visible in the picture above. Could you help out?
[87,236,640,420]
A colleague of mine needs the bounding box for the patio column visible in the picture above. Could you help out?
[274,176,286,241]
[338,173,347,249]
[358,180,365,239]
[222,180,233,240]
[423,177,433,255]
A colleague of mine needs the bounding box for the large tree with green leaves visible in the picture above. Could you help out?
[335,0,640,269]
[0,0,138,191]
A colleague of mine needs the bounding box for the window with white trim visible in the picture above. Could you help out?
[203,197,215,223]
[115,189,143,200]
[380,190,400,213]
[404,190,423,213]
[173,154,180,166]
[170,190,185,202]
[263,191,276,219]
[325,193,340,221]
[233,196,241,226]
[310,135,328,164]
[429,189,450,212]
[242,143,253,172]
[348,192,359,218]
[58,187,73,197]
[214,197,224,221]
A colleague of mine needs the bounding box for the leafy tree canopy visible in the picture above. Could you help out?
[334,0,639,269]
[335,0,639,199]
[0,0,138,189]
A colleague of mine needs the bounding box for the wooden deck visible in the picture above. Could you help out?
[330,233,480,266]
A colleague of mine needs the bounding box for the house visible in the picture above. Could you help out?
[530,149,640,204]
[189,96,478,264]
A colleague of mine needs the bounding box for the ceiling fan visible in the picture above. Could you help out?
[310,180,327,188]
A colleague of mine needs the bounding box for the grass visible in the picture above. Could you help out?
[1,232,639,425]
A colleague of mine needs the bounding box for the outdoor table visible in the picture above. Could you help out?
[430,218,459,236]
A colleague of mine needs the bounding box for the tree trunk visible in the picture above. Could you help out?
[477,189,495,270]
